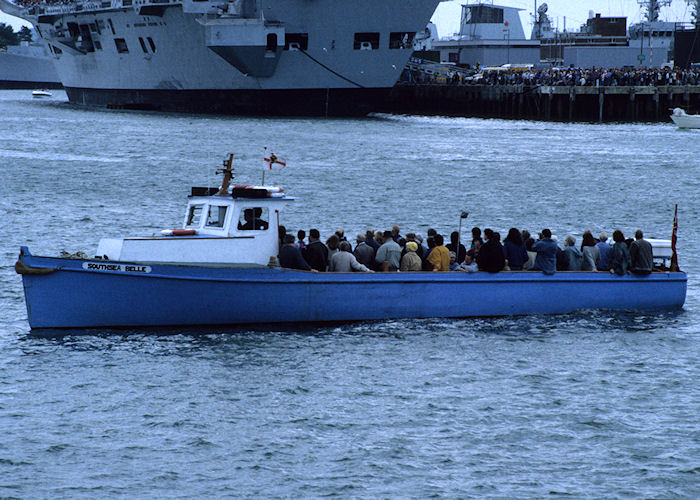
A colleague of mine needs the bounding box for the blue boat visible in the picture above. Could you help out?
[15,155,687,329]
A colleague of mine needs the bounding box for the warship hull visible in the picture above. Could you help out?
[1,0,440,115]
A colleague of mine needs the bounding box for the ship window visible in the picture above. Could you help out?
[94,40,102,50]
[266,33,277,52]
[354,32,379,50]
[284,33,308,50]
[206,205,228,228]
[186,204,204,227]
[89,23,97,32]
[107,18,115,35]
[465,5,504,24]
[114,38,129,53]
[147,37,156,52]
[238,207,269,231]
[448,52,459,62]
[389,32,415,49]
[52,45,62,54]
[139,37,148,53]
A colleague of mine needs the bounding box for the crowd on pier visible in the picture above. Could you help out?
[403,66,700,87]
[277,225,656,276]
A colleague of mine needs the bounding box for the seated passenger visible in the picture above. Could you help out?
[446,231,467,264]
[523,237,536,270]
[400,242,422,272]
[427,234,450,272]
[531,229,558,275]
[563,235,583,271]
[449,251,461,271]
[279,234,312,271]
[609,229,631,275]
[596,232,612,271]
[329,241,373,272]
[302,228,329,272]
[503,227,528,271]
[375,230,402,272]
[630,229,653,275]
[477,230,505,273]
[353,233,375,268]
[580,231,600,271]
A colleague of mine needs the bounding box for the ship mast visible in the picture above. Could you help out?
[688,0,700,26]
[216,154,235,196]
[637,0,672,22]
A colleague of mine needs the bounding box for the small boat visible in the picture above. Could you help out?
[670,108,700,129]
[31,89,52,98]
[15,155,687,330]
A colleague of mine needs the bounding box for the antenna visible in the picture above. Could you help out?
[637,0,672,22]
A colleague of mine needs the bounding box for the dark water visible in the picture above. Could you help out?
[1,90,699,497]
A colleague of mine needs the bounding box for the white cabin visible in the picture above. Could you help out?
[96,185,293,266]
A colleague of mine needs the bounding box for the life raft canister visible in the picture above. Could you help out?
[161,229,197,236]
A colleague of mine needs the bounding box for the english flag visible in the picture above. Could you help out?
[264,152,287,169]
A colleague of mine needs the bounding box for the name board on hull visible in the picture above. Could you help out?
[82,262,152,273]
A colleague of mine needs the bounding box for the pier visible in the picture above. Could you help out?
[383,83,700,123]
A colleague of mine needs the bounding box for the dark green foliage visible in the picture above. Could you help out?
[0,23,20,47]
[18,26,33,42]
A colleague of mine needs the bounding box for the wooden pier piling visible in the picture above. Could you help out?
[383,83,700,123]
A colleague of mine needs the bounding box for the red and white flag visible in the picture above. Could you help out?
[264,152,287,169]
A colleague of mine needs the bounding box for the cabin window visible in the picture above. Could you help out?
[266,33,277,52]
[139,37,148,53]
[114,38,129,53]
[238,207,269,231]
[107,18,115,35]
[389,32,415,49]
[147,37,156,52]
[186,204,204,227]
[206,205,228,228]
[94,40,102,50]
[354,32,379,50]
[284,33,308,50]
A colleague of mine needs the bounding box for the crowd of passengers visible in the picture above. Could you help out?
[404,67,700,87]
[277,225,656,275]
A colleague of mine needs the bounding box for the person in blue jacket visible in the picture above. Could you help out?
[531,228,559,275]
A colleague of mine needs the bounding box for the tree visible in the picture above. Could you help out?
[0,23,20,47]
[18,26,33,43]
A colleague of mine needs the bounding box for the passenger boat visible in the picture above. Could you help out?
[15,155,687,330]
[670,108,700,129]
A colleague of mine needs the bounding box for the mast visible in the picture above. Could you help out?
[216,154,235,196]
[688,0,700,26]
[637,0,672,22]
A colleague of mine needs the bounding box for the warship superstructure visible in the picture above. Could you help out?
[0,0,441,115]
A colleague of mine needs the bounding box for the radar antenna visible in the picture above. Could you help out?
[687,0,700,25]
[637,0,672,22]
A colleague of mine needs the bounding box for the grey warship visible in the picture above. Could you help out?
[0,0,440,115]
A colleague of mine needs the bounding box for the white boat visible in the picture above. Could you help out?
[31,89,52,98]
[670,108,700,129]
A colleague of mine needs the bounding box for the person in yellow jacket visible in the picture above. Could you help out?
[427,234,450,272]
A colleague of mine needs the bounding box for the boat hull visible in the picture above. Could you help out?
[17,248,688,330]
[671,114,700,129]
[65,86,391,116]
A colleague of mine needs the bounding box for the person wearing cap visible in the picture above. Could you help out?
[353,233,375,269]
[375,230,402,272]
[400,241,422,271]
[449,251,462,271]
